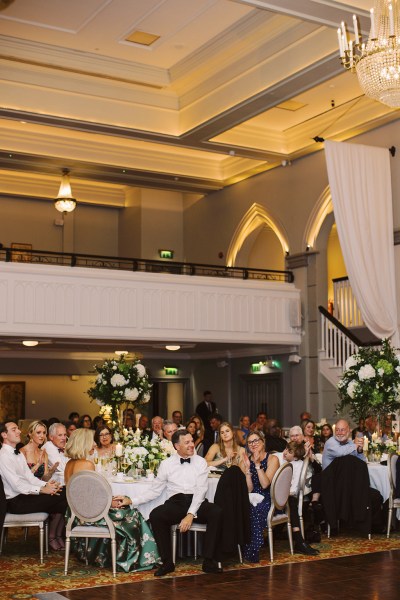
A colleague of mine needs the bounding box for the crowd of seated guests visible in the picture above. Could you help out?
[0,403,397,574]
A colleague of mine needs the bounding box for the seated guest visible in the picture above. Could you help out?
[321,419,382,536]
[20,420,59,481]
[242,430,279,562]
[0,475,5,540]
[94,425,115,457]
[132,429,223,576]
[162,420,178,441]
[42,422,69,485]
[65,421,77,439]
[64,429,159,572]
[236,415,251,447]
[203,413,223,452]
[352,418,367,440]
[322,419,366,469]
[142,416,164,440]
[364,415,378,442]
[264,419,287,452]
[320,423,333,449]
[0,421,67,550]
[172,410,185,429]
[68,412,80,425]
[205,422,246,470]
[186,420,205,456]
[93,415,106,430]
[281,442,319,555]
[302,419,322,453]
[300,411,312,423]
[77,414,93,429]
[250,411,267,432]
[138,414,149,432]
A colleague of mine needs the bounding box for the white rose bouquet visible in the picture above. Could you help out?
[116,428,175,472]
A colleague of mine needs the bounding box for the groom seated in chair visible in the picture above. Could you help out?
[131,429,223,576]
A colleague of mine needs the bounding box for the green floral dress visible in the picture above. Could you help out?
[70,506,160,572]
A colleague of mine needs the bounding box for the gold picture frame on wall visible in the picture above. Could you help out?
[10,242,32,262]
[0,381,26,422]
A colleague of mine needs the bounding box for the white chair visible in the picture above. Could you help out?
[0,512,49,564]
[171,523,242,563]
[387,452,400,538]
[266,462,294,562]
[65,470,117,577]
[297,456,310,538]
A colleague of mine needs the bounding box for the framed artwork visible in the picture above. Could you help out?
[0,381,25,422]
[10,242,32,262]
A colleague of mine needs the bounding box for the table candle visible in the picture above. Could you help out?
[115,443,123,457]
[363,436,369,452]
[372,432,378,442]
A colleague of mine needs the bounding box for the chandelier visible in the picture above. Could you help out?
[54,169,77,213]
[339,0,400,107]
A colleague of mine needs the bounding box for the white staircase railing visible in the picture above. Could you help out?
[333,277,364,328]
[320,310,359,370]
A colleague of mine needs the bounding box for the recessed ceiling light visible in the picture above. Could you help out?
[115,350,129,356]
[165,345,181,351]
[22,340,39,347]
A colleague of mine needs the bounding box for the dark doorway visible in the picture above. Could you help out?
[238,373,283,423]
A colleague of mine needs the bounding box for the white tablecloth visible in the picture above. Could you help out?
[111,475,220,520]
[367,463,390,503]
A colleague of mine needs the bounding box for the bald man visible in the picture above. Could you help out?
[322,419,365,470]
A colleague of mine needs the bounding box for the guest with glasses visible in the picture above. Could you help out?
[94,426,115,458]
[77,414,93,430]
[242,430,279,562]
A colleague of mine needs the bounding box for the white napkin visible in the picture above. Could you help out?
[249,492,264,506]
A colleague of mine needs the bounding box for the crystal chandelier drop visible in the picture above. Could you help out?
[54,169,77,213]
[339,0,400,107]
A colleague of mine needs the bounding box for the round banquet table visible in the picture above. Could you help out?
[111,475,220,520]
[367,462,390,503]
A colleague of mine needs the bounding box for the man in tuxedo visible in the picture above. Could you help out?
[0,474,6,540]
[195,391,217,430]
[203,413,223,454]
[132,429,222,576]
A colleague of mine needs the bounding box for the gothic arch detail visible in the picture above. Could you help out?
[226,203,289,267]
[303,186,333,250]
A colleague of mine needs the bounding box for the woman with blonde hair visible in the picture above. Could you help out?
[64,429,159,572]
[21,420,58,481]
[205,421,246,469]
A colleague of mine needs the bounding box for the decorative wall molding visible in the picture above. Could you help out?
[0,263,301,346]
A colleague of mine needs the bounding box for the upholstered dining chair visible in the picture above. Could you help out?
[65,470,117,577]
[0,512,49,563]
[297,456,310,538]
[266,462,294,562]
[386,452,400,538]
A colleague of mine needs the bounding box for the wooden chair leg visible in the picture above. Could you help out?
[171,527,177,564]
[39,524,44,564]
[64,538,71,575]
[387,506,393,538]
[111,539,117,577]
[268,527,274,562]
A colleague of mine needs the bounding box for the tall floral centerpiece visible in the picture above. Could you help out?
[87,354,151,430]
[337,339,400,424]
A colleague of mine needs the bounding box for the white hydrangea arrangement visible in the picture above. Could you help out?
[337,339,400,421]
[87,354,151,426]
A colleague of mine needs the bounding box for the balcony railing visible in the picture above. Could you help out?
[332,276,364,328]
[0,247,294,283]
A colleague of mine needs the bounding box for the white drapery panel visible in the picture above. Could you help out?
[325,140,398,343]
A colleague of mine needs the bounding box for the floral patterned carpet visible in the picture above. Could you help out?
[1,529,400,600]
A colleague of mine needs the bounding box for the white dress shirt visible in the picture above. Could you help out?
[42,441,69,484]
[0,444,46,498]
[132,453,209,516]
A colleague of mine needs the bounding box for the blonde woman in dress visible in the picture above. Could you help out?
[64,428,159,572]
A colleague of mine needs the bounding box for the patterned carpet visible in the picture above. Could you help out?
[1,529,400,600]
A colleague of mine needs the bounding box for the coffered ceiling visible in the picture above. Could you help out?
[0,0,397,198]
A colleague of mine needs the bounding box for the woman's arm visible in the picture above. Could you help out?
[242,453,253,491]
[205,443,227,467]
[254,453,279,490]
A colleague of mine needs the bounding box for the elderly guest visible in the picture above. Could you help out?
[322,419,365,469]
[242,430,279,562]
[162,420,178,441]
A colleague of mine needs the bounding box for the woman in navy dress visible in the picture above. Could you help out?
[242,430,279,562]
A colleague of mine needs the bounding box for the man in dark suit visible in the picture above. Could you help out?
[195,391,217,430]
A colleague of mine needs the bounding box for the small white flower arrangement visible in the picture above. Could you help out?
[115,427,175,472]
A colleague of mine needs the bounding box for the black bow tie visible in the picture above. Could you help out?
[180,457,190,464]
[58,448,64,453]
[14,448,20,455]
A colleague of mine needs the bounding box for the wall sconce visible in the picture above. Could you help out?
[164,367,178,375]
[54,169,77,214]
[159,249,174,259]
